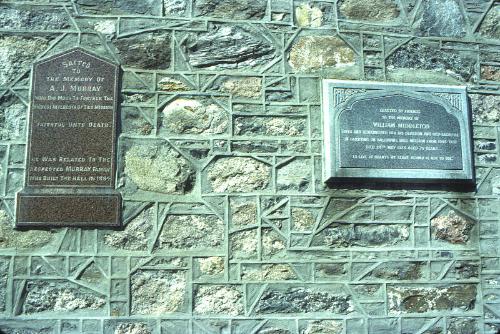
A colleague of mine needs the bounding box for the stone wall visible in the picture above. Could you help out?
[0,0,499,333]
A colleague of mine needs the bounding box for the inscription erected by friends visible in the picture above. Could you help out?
[16,48,122,228]
[323,80,474,184]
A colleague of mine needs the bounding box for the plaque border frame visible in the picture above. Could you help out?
[322,80,474,184]
[24,47,120,189]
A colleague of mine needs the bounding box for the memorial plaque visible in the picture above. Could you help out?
[16,48,122,228]
[323,80,474,184]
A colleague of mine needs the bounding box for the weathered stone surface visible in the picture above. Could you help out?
[387,41,475,81]
[157,77,190,91]
[114,32,170,69]
[289,36,355,72]
[208,157,270,192]
[231,201,257,226]
[313,223,410,247]
[492,175,500,195]
[0,6,70,30]
[157,215,224,250]
[198,257,224,275]
[262,229,286,258]
[162,98,228,134]
[447,318,478,334]
[235,116,306,136]
[339,0,400,21]
[0,322,54,334]
[114,323,151,334]
[431,211,474,244]
[242,264,296,281]
[413,0,466,37]
[368,262,424,280]
[76,0,161,15]
[301,320,343,334]
[315,263,347,278]
[193,0,267,19]
[164,0,187,16]
[22,281,105,314]
[124,144,194,194]
[104,207,154,251]
[131,270,186,315]
[0,36,49,87]
[230,229,258,259]
[0,210,54,249]
[295,4,323,27]
[93,20,116,35]
[0,257,8,312]
[292,208,316,231]
[277,159,310,191]
[221,77,262,98]
[387,284,477,314]
[186,25,276,70]
[194,285,244,315]
[255,287,353,314]
[470,94,500,123]
[0,94,26,140]
[479,5,499,39]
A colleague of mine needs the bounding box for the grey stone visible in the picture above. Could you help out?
[114,32,171,69]
[185,25,276,70]
[470,94,500,123]
[0,36,49,87]
[368,262,424,280]
[194,285,244,315]
[431,211,474,244]
[76,0,161,15]
[0,6,70,30]
[234,116,306,136]
[255,287,353,314]
[124,144,195,194]
[131,270,186,315]
[0,257,8,312]
[198,257,224,276]
[231,201,257,226]
[207,157,271,192]
[301,320,343,334]
[295,4,324,27]
[288,36,355,72]
[157,215,224,250]
[339,0,400,21]
[164,0,187,16]
[387,41,476,81]
[447,318,478,334]
[193,0,267,19]
[387,284,477,313]
[0,94,26,141]
[22,281,106,314]
[114,323,152,334]
[413,0,466,37]
[291,208,316,231]
[313,223,410,247]
[0,322,54,334]
[220,77,262,98]
[162,98,228,134]
[0,210,54,249]
[104,207,154,251]
[479,5,499,39]
[241,264,296,281]
[277,159,310,191]
[230,229,258,259]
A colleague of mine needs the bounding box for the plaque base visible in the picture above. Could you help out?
[16,189,122,228]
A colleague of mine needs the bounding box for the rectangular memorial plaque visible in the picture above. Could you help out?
[323,80,474,184]
[16,47,122,228]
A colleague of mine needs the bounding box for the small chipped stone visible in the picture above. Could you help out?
[431,211,474,244]
[199,257,224,275]
[208,157,270,192]
[194,285,244,315]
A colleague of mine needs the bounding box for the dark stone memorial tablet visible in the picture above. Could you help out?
[16,48,122,228]
[323,80,474,184]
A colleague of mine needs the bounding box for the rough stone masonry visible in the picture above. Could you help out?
[0,0,499,333]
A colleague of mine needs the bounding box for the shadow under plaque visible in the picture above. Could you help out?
[16,47,122,228]
[322,80,475,189]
